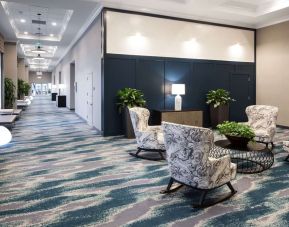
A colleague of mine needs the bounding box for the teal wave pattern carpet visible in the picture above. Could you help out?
[1,96,289,226]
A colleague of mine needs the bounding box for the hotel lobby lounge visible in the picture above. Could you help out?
[0,0,289,226]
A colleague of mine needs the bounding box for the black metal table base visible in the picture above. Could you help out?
[212,140,274,174]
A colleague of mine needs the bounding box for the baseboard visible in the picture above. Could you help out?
[74,111,103,135]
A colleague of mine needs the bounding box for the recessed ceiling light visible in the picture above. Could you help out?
[20,19,26,23]
[51,22,57,26]
[49,34,54,37]
[24,31,28,35]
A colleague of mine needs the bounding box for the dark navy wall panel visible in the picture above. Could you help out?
[229,73,251,122]
[136,59,165,110]
[192,62,216,126]
[103,54,256,136]
[103,57,136,136]
[164,61,192,110]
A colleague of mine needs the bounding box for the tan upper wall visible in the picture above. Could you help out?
[4,42,18,98]
[17,58,27,82]
[106,11,255,62]
[29,71,52,84]
[257,21,289,127]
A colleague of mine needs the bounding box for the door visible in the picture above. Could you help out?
[229,74,251,122]
[86,72,93,126]
[70,63,75,110]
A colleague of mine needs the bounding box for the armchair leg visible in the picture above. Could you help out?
[160,178,183,194]
[136,148,141,156]
[129,148,165,161]
[158,151,165,160]
[198,190,208,206]
[227,182,237,194]
[192,182,237,208]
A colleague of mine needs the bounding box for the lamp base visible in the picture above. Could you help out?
[175,95,182,111]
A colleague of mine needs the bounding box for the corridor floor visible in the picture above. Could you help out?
[0,96,289,226]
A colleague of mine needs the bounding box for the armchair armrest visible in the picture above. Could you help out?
[207,155,235,188]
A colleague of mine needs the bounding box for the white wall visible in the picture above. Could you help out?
[106,11,255,62]
[53,15,102,130]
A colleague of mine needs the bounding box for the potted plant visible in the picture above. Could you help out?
[206,89,235,128]
[18,79,25,99]
[4,78,16,108]
[24,82,31,96]
[217,121,255,147]
[117,88,146,138]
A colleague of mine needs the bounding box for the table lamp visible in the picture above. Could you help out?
[172,84,185,111]
[0,126,12,146]
[58,84,65,95]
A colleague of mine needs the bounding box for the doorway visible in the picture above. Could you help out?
[70,62,75,110]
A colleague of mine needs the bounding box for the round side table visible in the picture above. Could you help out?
[211,140,274,174]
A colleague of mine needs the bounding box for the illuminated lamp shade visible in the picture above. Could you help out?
[172,84,185,111]
[58,84,65,95]
[0,126,12,146]
[58,84,66,89]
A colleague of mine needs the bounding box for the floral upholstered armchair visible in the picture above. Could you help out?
[245,105,278,147]
[129,107,165,160]
[161,122,237,207]
[283,141,289,161]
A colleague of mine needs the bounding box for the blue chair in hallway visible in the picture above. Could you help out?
[161,122,237,208]
[129,107,166,161]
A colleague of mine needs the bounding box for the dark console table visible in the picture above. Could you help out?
[212,140,274,174]
[151,109,203,127]
[51,93,58,101]
[56,95,66,108]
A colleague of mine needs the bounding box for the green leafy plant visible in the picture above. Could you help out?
[4,78,16,108]
[206,89,235,108]
[24,82,31,96]
[217,121,255,140]
[18,79,25,99]
[117,88,146,112]
[18,79,31,99]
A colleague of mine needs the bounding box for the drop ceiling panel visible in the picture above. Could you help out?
[1,1,73,41]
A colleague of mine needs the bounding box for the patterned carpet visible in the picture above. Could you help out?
[0,96,289,226]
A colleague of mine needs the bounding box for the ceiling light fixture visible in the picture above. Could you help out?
[51,22,57,26]
[49,34,54,37]
[24,31,28,35]
[20,18,26,23]
[32,54,45,61]
[31,45,47,54]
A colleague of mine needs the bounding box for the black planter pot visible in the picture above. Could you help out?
[122,107,135,139]
[210,104,229,128]
[226,135,250,148]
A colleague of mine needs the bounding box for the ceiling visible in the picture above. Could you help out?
[0,0,102,71]
[1,0,289,72]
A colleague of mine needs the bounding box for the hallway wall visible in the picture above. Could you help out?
[53,14,102,131]
[257,21,289,127]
